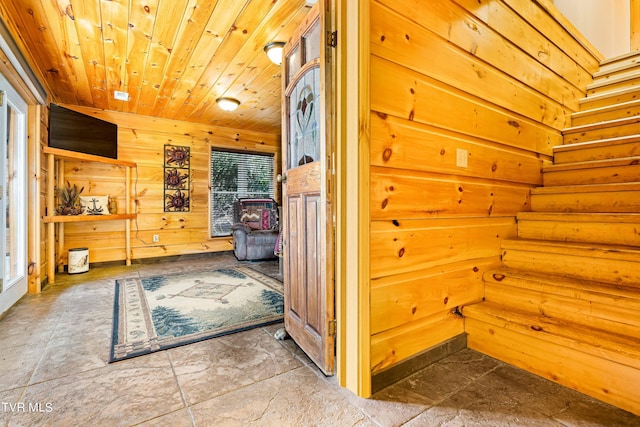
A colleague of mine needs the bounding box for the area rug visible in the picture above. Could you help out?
[110,266,284,362]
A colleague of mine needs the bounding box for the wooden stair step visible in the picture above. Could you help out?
[464,301,640,369]
[587,76,640,97]
[530,182,640,213]
[598,51,640,74]
[553,135,640,163]
[579,86,640,111]
[485,268,640,309]
[465,52,640,417]
[589,70,640,91]
[571,99,640,127]
[484,271,640,338]
[542,156,640,185]
[501,239,640,286]
[563,116,640,144]
[464,302,640,415]
[593,61,640,80]
[517,212,640,246]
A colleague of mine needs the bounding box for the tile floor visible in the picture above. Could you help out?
[1,252,639,426]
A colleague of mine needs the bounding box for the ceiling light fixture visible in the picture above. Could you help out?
[264,41,286,66]
[216,97,240,112]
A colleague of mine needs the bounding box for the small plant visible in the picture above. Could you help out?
[55,181,84,215]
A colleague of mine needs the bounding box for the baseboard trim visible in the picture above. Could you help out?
[371,334,467,394]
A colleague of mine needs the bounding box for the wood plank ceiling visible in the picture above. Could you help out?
[0,0,315,134]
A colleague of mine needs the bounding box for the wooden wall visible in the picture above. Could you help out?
[49,105,279,267]
[369,0,602,373]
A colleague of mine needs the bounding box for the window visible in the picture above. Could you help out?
[210,149,275,237]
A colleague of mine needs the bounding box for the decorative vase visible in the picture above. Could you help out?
[108,196,118,214]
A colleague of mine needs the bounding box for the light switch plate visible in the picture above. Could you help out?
[456,148,468,168]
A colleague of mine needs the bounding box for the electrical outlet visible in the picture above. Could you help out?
[456,148,468,168]
[153,234,159,243]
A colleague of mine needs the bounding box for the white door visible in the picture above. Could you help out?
[0,73,28,315]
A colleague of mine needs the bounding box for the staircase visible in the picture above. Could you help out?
[463,51,640,416]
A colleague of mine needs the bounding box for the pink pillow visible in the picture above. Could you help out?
[240,208,262,229]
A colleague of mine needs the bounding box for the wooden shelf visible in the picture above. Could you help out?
[43,214,136,223]
[43,146,136,167]
[44,147,136,285]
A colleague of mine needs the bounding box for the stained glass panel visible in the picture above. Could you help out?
[288,67,320,169]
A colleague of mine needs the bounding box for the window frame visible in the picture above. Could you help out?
[209,148,276,238]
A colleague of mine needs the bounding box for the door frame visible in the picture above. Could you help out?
[333,0,371,397]
[0,22,46,295]
[0,72,29,315]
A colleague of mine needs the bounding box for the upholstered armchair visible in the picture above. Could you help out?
[231,198,279,261]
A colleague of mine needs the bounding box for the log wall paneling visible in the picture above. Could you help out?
[378,0,591,99]
[370,114,546,186]
[53,105,279,266]
[370,167,532,220]
[370,258,500,335]
[370,56,561,156]
[370,217,516,279]
[371,1,571,129]
[371,309,464,373]
[454,0,601,76]
[368,0,602,372]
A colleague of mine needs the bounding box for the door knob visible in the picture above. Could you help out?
[277,174,287,183]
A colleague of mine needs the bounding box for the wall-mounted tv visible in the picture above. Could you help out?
[48,104,118,159]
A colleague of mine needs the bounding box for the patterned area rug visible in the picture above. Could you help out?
[110,266,283,362]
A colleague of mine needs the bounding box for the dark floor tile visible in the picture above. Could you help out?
[189,366,373,427]
[29,330,112,384]
[261,323,313,366]
[134,408,195,427]
[1,255,638,427]
[341,383,433,427]
[407,381,565,426]
[0,343,47,391]
[550,396,640,427]
[0,387,25,425]
[438,348,503,381]
[169,327,303,406]
[391,357,476,405]
[12,352,183,427]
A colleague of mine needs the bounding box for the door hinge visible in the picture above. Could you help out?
[327,31,337,48]
[328,319,337,336]
[0,91,4,107]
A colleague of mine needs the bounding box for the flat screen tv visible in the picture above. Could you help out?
[48,104,118,159]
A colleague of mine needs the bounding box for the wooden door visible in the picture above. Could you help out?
[281,2,335,375]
